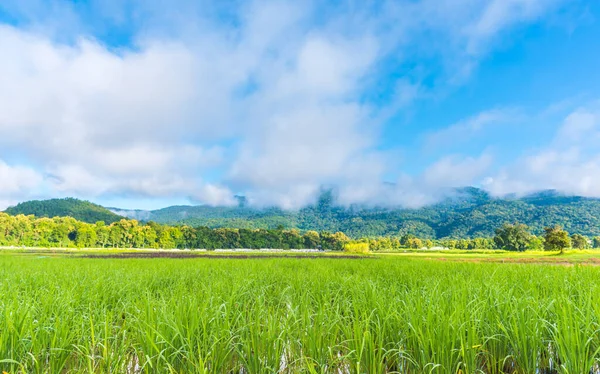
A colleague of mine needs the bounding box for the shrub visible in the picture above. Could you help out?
[343,242,370,254]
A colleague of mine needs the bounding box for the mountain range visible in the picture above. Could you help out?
[5,188,600,239]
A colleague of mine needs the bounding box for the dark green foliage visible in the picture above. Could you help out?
[571,234,589,249]
[7,188,600,242]
[528,235,545,250]
[119,188,600,239]
[594,237,600,249]
[0,213,349,250]
[544,226,572,253]
[5,198,122,224]
[493,223,531,251]
[1,210,593,251]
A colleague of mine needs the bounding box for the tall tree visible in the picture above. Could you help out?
[543,226,571,254]
[407,237,423,249]
[571,234,589,250]
[75,225,97,248]
[33,217,54,247]
[142,225,158,248]
[303,231,320,249]
[95,222,110,248]
[158,229,176,249]
[493,223,531,251]
[527,235,544,251]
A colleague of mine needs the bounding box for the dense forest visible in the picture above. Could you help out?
[0,213,598,251]
[5,198,122,224]
[111,188,600,238]
[0,213,349,250]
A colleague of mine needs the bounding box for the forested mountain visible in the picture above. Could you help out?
[5,198,123,224]
[112,188,600,239]
[5,189,600,239]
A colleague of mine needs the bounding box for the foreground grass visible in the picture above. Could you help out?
[1,252,600,373]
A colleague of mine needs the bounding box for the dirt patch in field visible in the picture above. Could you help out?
[80,252,371,260]
[1,249,372,260]
[430,256,587,266]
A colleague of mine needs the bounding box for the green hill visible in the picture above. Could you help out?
[9,188,600,238]
[118,188,600,238]
[4,198,123,224]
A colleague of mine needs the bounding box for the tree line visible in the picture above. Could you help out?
[490,223,599,253]
[358,223,600,252]
[1,213,598,252]
[0,213,350,250]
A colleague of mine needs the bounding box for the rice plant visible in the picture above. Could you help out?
[0,252,599,373]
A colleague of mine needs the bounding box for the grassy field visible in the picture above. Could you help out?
[380,249,600,264]
[1,250,600,373]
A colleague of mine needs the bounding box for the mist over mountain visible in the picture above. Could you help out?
[109,187,600,238]
[5,188,600,239]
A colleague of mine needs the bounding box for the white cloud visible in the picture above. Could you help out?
[0,25,240,205]
[0,160,43,196]
[189,184,237,207]
[336,179,443,209]
[484,104,600,197]
[245,184,322,210]
[0,0,571,208]
[465,0,566,54]
[425,108,517,149]
[331,151,495,209]
[423,153,493,187]
[0,160,43,209]
[556,109,599,143]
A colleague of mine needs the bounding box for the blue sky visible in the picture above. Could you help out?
[0,0,599,210]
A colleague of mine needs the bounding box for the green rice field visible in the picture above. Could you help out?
[1,251,600,373]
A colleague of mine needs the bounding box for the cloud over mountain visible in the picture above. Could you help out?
[0,0,592,210]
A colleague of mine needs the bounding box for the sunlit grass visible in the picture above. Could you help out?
[0,253,600,373]
[379,248,600,262]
